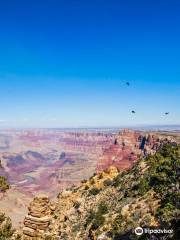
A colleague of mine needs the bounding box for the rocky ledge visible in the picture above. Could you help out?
[23,194,55,239]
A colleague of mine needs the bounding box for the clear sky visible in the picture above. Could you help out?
[0,0,180,128]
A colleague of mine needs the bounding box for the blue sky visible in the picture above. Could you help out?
[0,0,180,127]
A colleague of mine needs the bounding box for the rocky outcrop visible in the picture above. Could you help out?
[23,195,55,239]
[97,129,141,172]
[97,129,177,172]
[32,143,179,240]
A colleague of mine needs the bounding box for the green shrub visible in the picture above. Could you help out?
[111,214,124,236]
[110,143,180,239]
[147,144,180,238]
[84,210,96,228]
[0,176,9,192]
[0,215,15,239]
[84,185,89,190]
[103,179,113,187]
[138,178,150,196]
[90,178,95,185]
[0,213,5,224]
[84,202,108,230]
[98,202,108,215]
[112,171,127,187]
[89,187,101,196]
[73,201,81,209]
[98,172,104,179]
[81,179,87,184]
[91,214,105,230]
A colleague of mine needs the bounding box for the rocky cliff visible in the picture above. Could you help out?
[22,142,180,240]
[97,129,177,172]
[23,195,56,239]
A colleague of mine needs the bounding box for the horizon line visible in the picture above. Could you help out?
[0,124,180,130]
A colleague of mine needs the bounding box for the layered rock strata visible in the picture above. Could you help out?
[23,195,55,239]
[97,129,176,172]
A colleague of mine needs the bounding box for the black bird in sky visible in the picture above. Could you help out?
[126,82,130,86]
[131,110,136,114]
[165,112,169,115]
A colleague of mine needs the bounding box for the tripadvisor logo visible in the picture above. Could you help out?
[135,227,143,236]
[134,227,174,236]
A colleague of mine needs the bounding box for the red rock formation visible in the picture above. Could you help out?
[96,129,176,172]
[97,129,140,172]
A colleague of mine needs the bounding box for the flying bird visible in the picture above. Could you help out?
[126,82,130,86]
[131,110,136,114]
[165,112,169,115]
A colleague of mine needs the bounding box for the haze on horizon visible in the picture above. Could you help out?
[0,0,180,128]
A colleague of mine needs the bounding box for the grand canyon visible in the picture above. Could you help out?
[0,127,179,234]
[0,128,114,227]
[1,0,180,238]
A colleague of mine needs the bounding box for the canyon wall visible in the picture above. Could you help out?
[97,129,177,172]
